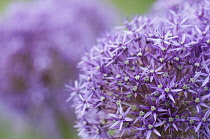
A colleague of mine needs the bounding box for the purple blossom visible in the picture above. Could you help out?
[69,0,210,138]
[0,0,117,138]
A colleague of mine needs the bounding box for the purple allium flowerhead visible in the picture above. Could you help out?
[0,0,117,130]
[69,0,210,138]
[151,0,184,15]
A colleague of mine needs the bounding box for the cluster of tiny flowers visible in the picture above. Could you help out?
[0,0,116,123]
[69,0,210,138]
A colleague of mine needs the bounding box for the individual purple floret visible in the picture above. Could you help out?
[69,0,210,138]
[0,0,117,137]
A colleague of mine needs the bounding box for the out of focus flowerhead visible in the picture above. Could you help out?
[0,0,117,126]
[69,0,210,138]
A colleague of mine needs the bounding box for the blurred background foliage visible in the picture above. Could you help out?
[107,0,155,15]
[0,0,155,139]
[0,107,45,139]
[0,0,12,12]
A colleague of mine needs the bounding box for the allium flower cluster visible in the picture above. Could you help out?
[69,0,210,138]
[0,0,116,132]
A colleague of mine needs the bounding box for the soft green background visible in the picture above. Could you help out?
[0,0,155,139]
[107,0,155,15]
